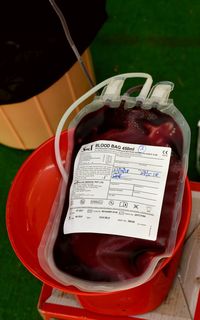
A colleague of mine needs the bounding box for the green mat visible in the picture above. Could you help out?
[1,1,200,319]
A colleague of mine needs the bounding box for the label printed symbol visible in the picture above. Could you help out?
[162,150,169,156]
[138,145,146,153]
[119,201,128,208]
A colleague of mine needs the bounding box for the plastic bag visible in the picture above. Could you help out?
[38,73,190,292]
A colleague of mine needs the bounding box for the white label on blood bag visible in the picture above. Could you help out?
[63,140,171,240]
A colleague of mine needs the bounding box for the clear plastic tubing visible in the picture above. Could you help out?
[54,73,153,182]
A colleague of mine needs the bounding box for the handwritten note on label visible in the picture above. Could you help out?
[64,140,171,241]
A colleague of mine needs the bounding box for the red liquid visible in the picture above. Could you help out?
[53,102,183,282]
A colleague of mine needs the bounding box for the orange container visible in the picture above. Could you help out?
[0,49,94,150]
[6,131,192,316]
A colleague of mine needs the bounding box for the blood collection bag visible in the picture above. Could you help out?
[38,73,190,292]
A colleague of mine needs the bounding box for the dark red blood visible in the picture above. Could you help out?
[53,103,183,282]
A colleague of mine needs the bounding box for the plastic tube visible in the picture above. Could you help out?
[55,73,153,182]
[49,0,95,87]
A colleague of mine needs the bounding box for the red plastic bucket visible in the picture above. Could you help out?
[6,131,192,316]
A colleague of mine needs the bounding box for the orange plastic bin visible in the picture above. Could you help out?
[6,131,192,316]
[0,49,94,150]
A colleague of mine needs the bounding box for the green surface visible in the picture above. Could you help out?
[91,0,200,181]
[1,1,200,319]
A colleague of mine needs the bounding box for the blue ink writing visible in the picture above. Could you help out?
[139,169,160,177]
[112,167,129,179]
